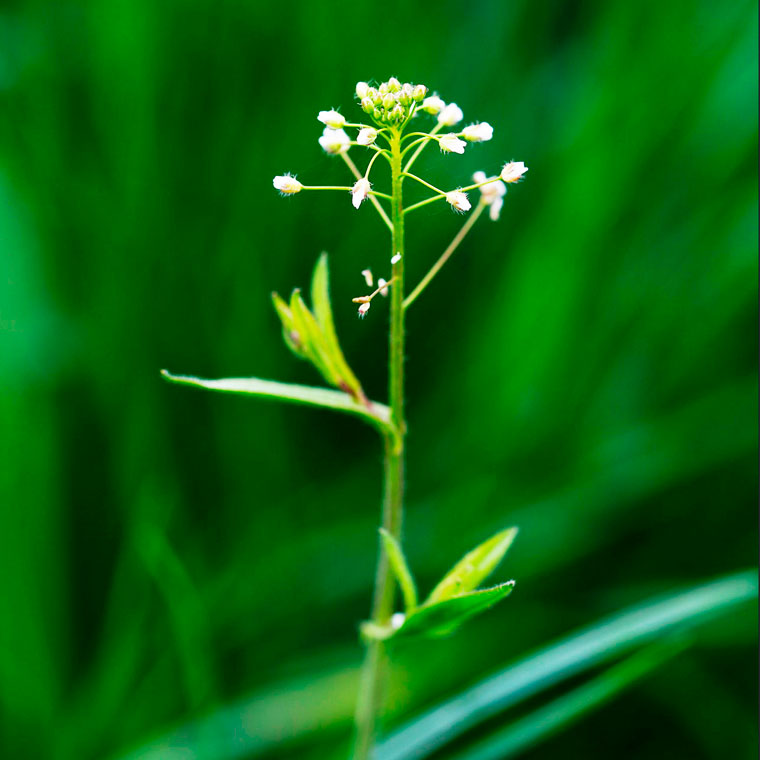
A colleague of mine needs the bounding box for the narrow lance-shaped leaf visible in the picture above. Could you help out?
[310,253,366,402]
[160,370,395,437]
[427,527,518,605]
[379,528,418,612]
[396,583,515,640]
[272,291,307,359]
[289,289,343,389]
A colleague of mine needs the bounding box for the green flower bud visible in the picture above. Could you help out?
[382,94,396,111]
[367,87,379,102]
[361,97,374,114]
[387,76,401,92]
[373,107,383,122]
[413,84,428,101]
[378,82,389,95]
[355,81,369,99]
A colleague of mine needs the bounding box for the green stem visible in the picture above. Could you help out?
[404,201,485,310]
[353,130,406,760]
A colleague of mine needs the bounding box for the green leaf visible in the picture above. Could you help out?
[271,291,307,359]
[379,529,418,612]
[289,289,343,389]
[427,527,518,604]
[449,642,684,760]
[310,253,365,401]
[394,583,514,640]
[376,570,758,760]
[160,370,395,438]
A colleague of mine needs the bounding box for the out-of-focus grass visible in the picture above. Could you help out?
[0,0,756,758]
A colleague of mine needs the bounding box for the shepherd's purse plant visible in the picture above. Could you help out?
[162,76,529,759]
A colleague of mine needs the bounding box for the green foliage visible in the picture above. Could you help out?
[0,0,756,758]
[427,527,518,604]
[273,254,367,403]
[379,529,418,612]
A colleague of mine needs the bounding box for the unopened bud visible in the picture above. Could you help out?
[391,253,402,265]
[355,81,369,99]
[361,97,374,114]
[361,269,373,287]
[317,109,346,129]
[382,94,396,111]
[358,302,371,318]
[412,84,428,101]
[386,77,401,92]
[378,278,389,297]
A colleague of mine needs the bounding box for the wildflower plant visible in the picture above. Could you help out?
[162,76,528,759]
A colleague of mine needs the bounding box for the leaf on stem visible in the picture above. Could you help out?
[379,528,418,612]
[427,527,518,604]
[160,371,395,437]
[271,254,367,404]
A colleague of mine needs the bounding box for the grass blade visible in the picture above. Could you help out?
[379,528,418,612]
[450,642,684,760]
[376,570,757,760]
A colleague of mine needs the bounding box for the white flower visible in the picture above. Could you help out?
[421,95,445,114]
[357,127,378,146]
[317,110,346,129]
[361,269,373,287]
[437,102,463,126]
[377,278,389,297]
[438,133,466,154]
[358,302,371,318]
[391,253,402,265]
[318,127,351,155]
[446,191,471,212]
[462,122,494,142]
[501,161,529,183]
[351,178,371,209]
[473,171,507,220]
[272,174,303,194]
[355,82,369,99]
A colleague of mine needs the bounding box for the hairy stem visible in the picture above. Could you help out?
[353,130,406,760]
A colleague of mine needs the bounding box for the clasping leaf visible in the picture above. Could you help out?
[272,253,367,405]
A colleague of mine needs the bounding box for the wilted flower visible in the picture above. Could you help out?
[421,95,445,114]
[318,127,351,154]
[357,127,378,146]
[272,174,303,195]
[438,103,464,126]
[462,122,493,142]
[438,133,466,154]
[317,110,346,129]
[446,190,471,212]
[352,178,371,209]
[501,161,529,183]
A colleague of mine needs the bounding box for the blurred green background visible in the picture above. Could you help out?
[1,0,757,758]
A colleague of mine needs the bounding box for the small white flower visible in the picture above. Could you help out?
[391,253,402,265]
[357,127,378,146]
[446,190,471,212]
[501,161,529,183]
[318,127,351,155]
[438,133,466,154]
[437,102,463,126]
[355,82,369,99]
[317,110,346,129]
[377,278,389,297]
[361,269,373,287]
[358,302,371,318]
[272,174,303,195]
[391,612,406,629]
[473,171,507,220]
[462,122,494,142]
[421,95,445,114]
[351,178,371,209]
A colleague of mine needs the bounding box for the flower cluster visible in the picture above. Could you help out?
[272,77,529,316]
[356,77,427,125]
